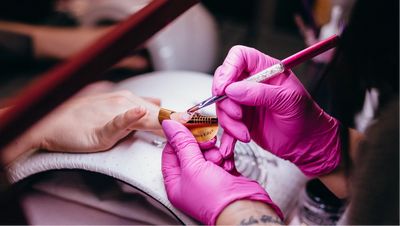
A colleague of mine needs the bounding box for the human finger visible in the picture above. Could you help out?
[219,131,237,159]
[142,97,161,106]
[161,142,182,190]
[224,72,301,110]
[203,147,223,165]
[198,136,217,150]
[99,105,146,146]
[216,105,250,143]
[162,120,205,168]
[170,112,192,124]
[217,98,243,120]
[221,155,235,171]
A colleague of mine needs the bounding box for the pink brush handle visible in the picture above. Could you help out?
[282,35,340,69]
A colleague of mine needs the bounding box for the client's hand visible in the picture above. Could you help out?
[213,45,341,177]
[1,86,164,167]
[161,120,282,225]
[30,89,162,153]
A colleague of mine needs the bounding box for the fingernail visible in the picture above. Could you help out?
[180,112,192,121]
[134,105,144,113]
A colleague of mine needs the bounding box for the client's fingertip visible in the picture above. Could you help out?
[134,105,145,113]
[180,112,192,121]
[120,106,146,128]
[125,106,146,123]
[169,112,192,124]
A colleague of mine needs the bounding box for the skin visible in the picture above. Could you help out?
[0,20,148,70]
[217,200,283,225]
[0,80,191,168]
[0,81,166,168]
[318,128,366,198]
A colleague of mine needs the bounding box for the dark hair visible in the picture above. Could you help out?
[0,0,57,24]
[329,0,399,127]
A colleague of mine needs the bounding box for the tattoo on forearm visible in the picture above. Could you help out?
[240,216,258,225]
[260,215,283,225]
[239,215,284,225]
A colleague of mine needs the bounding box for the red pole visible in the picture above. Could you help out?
[0,0,200,150]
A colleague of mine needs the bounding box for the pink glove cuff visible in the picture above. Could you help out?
[295,117,342,177]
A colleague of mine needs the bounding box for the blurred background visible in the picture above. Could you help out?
[0,0,356,104]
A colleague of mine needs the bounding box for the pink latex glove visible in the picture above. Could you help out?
[200,136,235,170]
[199,136,223,166]
[161,120,283,225]
[213,45,341,177]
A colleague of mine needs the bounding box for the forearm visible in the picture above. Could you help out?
[0,20,112,59]
[0,107,37,168]
[318,128,366,198]
[32,25,112,59]
[216,200,284,225]
[1,135,36,169]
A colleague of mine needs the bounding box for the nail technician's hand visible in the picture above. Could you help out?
[161,120,282,225]
[30,89,162,152]
[198,136,224,166]
[212,45,341,177]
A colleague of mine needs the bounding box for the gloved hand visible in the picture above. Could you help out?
[213,45,341,177]
[161,120,283,225]
[198,136,223,166]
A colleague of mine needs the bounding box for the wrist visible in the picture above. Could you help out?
[216,200,284,225]
[0,107,37,168]
[296,115,342,177]
[1,129,37,169]
[318,127,366,199]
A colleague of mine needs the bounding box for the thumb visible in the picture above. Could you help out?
[161,142,182,194]
[100,105,146,142]
[162,120,205,168]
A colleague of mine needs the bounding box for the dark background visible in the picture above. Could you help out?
[0,0,311,100]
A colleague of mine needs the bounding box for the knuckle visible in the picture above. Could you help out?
[230,45,246,52]
[110,95,130,105]
[116,89,137,99]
